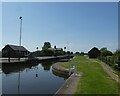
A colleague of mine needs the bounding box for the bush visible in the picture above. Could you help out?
[42,49,54,56]
[101,50,113,57]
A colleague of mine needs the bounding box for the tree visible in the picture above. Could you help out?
[28,50,42,58]
[113,49,120,60]
[100,47,107,51]
[64,47,66,50]
[80,52,84,55]
[75,52,80,54]
[54,46,56,49]
[100,48,113,57]
[66,51,70,54]
[36,47,38,51]
[113,49,120,67]
[114,49,120,56]
[42,42,51,50]
[42,49,54,56]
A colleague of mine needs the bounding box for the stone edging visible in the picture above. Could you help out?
[52,62,82,95]
[52,62,73,76]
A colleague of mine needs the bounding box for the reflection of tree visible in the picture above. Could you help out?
[2,59,59,74]
[2,63,39,74]
[2,60,57,74]
[40,60,54,71]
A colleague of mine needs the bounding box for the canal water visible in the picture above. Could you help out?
[2,60,68,94]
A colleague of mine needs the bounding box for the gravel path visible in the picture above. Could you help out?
[98,61,119,83]
[88,59,119,83]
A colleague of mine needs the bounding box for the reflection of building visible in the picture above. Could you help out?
[2,44,30,58]
[88,47,101,58]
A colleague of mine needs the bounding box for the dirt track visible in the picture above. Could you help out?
[88,58,119,83]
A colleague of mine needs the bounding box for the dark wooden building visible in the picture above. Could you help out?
[88,47,101,58]
[2,44,30,58]
[0,51,2,57]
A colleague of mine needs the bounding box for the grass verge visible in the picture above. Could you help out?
[59,56,119,94]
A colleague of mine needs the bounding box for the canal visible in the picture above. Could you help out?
[2,60,68,94]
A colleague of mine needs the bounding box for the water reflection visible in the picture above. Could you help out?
[41,61,54,71]
[2,60,68,94]
[2,60,57,74]
[2,63,39,74]
[52,69,69,80]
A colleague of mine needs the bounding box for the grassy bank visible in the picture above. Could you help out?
[59,56,119,94]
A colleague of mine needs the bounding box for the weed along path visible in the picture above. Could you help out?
[59,56,119,95]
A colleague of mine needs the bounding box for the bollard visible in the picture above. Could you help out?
[8,57,10,62]
[69,61,78,76]
[69,61,72,75]
[74,63,77,76]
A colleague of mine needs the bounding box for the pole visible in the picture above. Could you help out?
[19,16,22,46]
[18,16,22,94]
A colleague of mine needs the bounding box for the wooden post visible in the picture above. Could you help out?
[18,50,20,61]
[74,63,77,76]
[8,50,10,62]
[69,61,72,75]
[8,57,10,62]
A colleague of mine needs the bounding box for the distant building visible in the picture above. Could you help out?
[88,47,101,58]
[2,44,30,58]
[48,46,63,56]
[48,47,63,51]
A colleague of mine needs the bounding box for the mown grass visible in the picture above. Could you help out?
[59,56,119,94]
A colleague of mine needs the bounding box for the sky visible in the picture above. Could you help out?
[1,2,118,53]
[1,0,120,2]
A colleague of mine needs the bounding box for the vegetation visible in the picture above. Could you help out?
[99,48,120,70]
[113,49,120,68]
[28,42,75,57]
[72,52,87,56]
[42,42,51,50]
[60,56,119,94]
[75,52,80,55]
[100,48,113,57]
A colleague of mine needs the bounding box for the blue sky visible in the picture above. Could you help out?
[2,2,118,53]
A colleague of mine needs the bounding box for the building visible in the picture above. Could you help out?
[48,48,63,51]
[48,46,63,51]
[2,44,30,58]
[0,51,2,58]
[48,46,63,56]
[88,47,101,58]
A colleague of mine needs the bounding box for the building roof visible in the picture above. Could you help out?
[5,44,28,51]
[88,47,100,53]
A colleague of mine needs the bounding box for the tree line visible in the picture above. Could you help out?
[98,47,120,70]
[28,42,73,58]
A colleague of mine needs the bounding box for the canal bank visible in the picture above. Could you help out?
[52,62,82,95]
[1,55,72,64]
